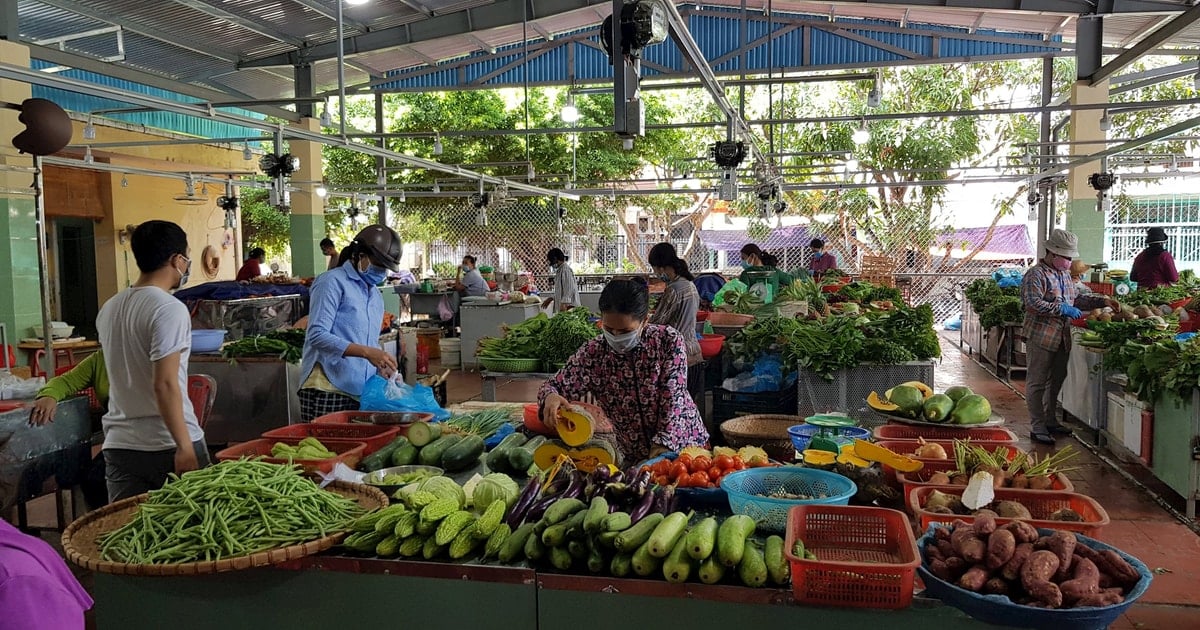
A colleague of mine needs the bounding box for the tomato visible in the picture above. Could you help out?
[731,456,746,470]
[669,462,688,480]
[707,466,723,482]
[714,454,734,470]
[651,460,670,476]
[653,474,670,487]
[692,455,713,473]
[677,453,693,468]
[688,472,709,488]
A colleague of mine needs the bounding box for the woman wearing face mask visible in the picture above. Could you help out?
[807,238,838,275]
[647,243,701,365]
[1130,227,1179,290]
[297,224,402,421]
[538,279,709,463]
[738,243,793,286]
[542,247,580,313]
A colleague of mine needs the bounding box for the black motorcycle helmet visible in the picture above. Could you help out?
[351,224,402,271]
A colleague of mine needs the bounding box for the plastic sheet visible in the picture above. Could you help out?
[0,396,91,512]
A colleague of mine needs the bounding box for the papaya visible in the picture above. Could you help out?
[866,391,900,413]
[922,394,955,423]
[950,394,992,425]
[532,439,618,473]
[898,381,935,399]
[886,385,925,418]
[945,386,973,402]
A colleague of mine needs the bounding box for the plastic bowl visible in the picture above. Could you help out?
[721,467,857,533]
[191,329,227,353]
[695,311,711,322]
[698,333,725,359]
[362,465,444,497]
[787,424,872,453]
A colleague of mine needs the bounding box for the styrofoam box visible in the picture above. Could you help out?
[1122,394,1147,455]
[1106,392,1126,445]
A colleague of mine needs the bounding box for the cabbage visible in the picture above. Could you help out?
[472,473,519,511]
[417,475,466,508]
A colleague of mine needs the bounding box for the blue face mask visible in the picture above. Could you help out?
[461,265,472,273]
[740,261,752,270]
[813,251,824,259]
[360,264,387,286]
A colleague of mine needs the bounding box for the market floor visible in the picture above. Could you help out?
[13,337,1200,629]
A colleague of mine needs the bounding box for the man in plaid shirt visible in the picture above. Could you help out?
[1021,229,1112,444]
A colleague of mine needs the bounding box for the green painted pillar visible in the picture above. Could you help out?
[289,117,326,277]
[1065,79,1110,264]
[0,41,40,362]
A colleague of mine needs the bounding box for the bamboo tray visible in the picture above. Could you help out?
[61,481,387,576]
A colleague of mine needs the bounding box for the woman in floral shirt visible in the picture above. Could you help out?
[540,279,709,463]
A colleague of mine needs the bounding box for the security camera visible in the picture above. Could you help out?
[1088,172,1117,192]
[1026,190,1042,206]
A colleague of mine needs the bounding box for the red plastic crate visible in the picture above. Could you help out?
[872,424,1018,443]
[896,467,1074,514]
[909,486,1110,538]
[261,423,401,456]
[1179,319,1198,333]
[215,438,366,474]
[1070,317,1088,328]
[311,410,434,436]
[1084,282,1114,296]
[784,505,920,609]
[1169,298,1191,310]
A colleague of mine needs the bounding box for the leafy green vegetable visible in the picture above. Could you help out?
[444,408,515,438]
[222,328,306,363]
[537,308,599,364]
[862,304,941,360]
[718,290,765,315]
[1164,337,1200,403]
[978,296,1025,330]
[477,314,549,359]
[1116,285,1192,308]
[858,339,917,364]
[964,279,1020,315]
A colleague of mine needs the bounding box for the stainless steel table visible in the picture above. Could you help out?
[1,396,90,520]
[188,356,302,444]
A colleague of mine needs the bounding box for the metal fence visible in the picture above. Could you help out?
[1107,192,1200,267]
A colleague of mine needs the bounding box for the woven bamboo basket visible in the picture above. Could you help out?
[60,481,387,576]
[720,414,805,462]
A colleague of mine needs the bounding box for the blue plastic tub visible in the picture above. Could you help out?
[191,329,227,353]
[787,424,872,453]
[720,467,856,533]
[642,452,727,508]
[916,525,1152,630]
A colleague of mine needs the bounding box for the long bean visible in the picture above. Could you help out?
[98,460,366,564]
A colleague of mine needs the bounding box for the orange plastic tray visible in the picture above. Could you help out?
[311,410,434,436]
[897,466,1074,514]
[215,438,366,474]
[784,505,919,609]
[872,424,1018,443]
[874,439,1023,481]
[261,423,400,456]
[909,486,1110,538]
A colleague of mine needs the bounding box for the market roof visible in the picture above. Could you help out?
[11,0,1200,103]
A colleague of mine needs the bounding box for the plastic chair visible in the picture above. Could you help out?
[187,374,218,429]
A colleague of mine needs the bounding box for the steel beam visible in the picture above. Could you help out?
[2,0,19,41]
[295,63,317,119]
[819,0,1183,13]
[1077,15,1103,80]
[289,0,370,33]
[1089,3,1200,85]
[163,0,306,47]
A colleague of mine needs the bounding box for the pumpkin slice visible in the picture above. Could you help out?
[852,439,924,473]
[533,439,617,473]
[866,391,901,413]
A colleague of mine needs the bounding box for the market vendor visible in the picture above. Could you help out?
[539,279,708,463]
[807,238,838,275]
[454,255,488,297]
[321,237,339,272]
[298,224,401,421]
[647,242,702,365]
[1020,229,1114,446]
[1130,227,1179,290]
[29,350,110,509]
[235,247,266,282]
[738,243,793,286]
[542,247,580,313]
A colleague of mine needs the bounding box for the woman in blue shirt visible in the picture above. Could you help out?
[298,224,402,421]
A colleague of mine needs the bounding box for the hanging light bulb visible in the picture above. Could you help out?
[83,146,94,164]
[398,190,406,203]
[1099,111,1111,131]
[83,115,96,140]
[315,185,328,198]
[561,93,580,123]
[432,135,443,156]
[320,100,332,128]
[121,174,128,188]
[866,85,880,109]
[344,0,369,5]
[1170,155,1180,173]
[243,142,252,161]
[851,120,870,145]
[845,158,859,173]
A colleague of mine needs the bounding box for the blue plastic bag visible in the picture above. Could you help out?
[360,374,450,421]
[991,268,1023,289]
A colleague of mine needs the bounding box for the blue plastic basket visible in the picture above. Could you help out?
[916,526,1152,630]
[787,424,873,453]
[720,468,857,533]
[642,452,727,507]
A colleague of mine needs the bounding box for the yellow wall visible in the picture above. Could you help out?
[71,121,251,303]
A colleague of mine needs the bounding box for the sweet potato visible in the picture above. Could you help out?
[936,539,956,560]
[944,556,968,579]
[1002,520,1039,544]
[1045,530,1077,581]
[1095,549,1140,587]
[1075,590,1124,607]
[926,543,945,563]
[1021,550,1064,608]
[934,526,953,542]
[983,577,1011,596]
[929,559,954,581]
[1059,557,1101,606]
[958,565,991,592]
[985,529,1017,570]
[951,527,987,564]
[1034,535,1053,550]
[1001,543,1035,581]
[973,511,998,537]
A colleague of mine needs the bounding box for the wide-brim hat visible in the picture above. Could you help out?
[1045,228,1079,259]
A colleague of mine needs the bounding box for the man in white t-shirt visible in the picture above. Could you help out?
[97,220,208,501]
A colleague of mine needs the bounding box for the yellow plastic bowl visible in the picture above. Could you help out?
[802,449,837,466]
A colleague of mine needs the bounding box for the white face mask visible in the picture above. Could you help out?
[175,256,191,289]
[603,328,642,354]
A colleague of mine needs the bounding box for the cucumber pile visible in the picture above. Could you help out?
[358,423,486,474]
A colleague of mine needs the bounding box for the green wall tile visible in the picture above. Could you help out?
[1065,199,1106,264]
[289,213,325,278]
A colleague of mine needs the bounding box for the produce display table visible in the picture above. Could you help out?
[187,355,301,444]
[461,301,543,369]
[1151,388,1200,518]
[1059,332,1114,433]
[795,360,935,419]
[480,370,553,402]
[91,557,1009,630]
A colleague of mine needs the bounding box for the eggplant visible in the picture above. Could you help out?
[560,470,585,500]
[603,482,629,506]
[629,469,652,496]
[525,495,558,523]
[609,470,625,485]
[543,472,572,497]
[628,489,656,524]
[592,466,612,483]
[652,486,676,516]
[506,479,542,528]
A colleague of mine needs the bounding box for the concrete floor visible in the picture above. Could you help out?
[15,334,1200,627]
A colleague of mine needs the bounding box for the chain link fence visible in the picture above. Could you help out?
[1109,190,1200,268]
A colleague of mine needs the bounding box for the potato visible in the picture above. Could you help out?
[934,526,953,542]
[1001,543,1034,581]
[1021,550,1064,608]
[1059,557,1100,606]
[993,500,1032,519]
[927,471,952,485]
[1075,591,1124,608]
[1002,520,1039,544]
[936,539,956,560]
[926,543,945,563]
[985,528,1017,570]
[951,527,987,564]
[957,565,990,592]
[973,511,998,537]
[929,559,954,581]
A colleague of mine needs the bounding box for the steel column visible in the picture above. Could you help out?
[294,63,317,119]
[1037,56,1053,257]
[1076,16,1103,80]
[1,0,18,41]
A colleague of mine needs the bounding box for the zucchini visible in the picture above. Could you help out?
[389,442,418,467]
[597,530,620,549]
[498,523,536,564]
[686,517,718,561]
[631,541,660,577]
[441,434,485,473]
[360,435,409,472]
[549,545,573,571]
[508,435,547,473]
[587,544,606,574]
[485,433,527,473]
[764,535,789,586]
[698,555,726,585]
[418,434,462,467]
[407,421,442,447]
[600,512,631,533]
[737,540,768,587]
[662,533,693,584]
[543,498,586,525]
[717,515,755,568]
[524,528,546,561]
[614,513,664,553]
[582,496,609,535]
[542,511,586,548]
[610,552,633,577]
[567,539,588,561]
[647,512,689,558]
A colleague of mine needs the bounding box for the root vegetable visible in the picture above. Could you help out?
[1059,557,1100,606]
[925,489,955,512]
[1027,475,1054,490]
[1021,550,1064,608]
[985,528,1017,570]
[929,559,954,581]
[1001,543,1035,581]
[1076,591,1124,607]
[927,506,954,515]
[934,526,953,542]
[1045,531,1077,581]
[993,500,1032,519]
[957,565,990,592]
[926,543,945,562]
[936,539,956,560]
[1002,520,1039,544]
[1095,549,1141,587]
[983,577,1012,596]
[950,473,970,486]
[978,465,1006,489]
[915,442,948,459]
[1009,473,1029,489]
[973,509,998,536]
[951,527,987,564]
[1049,508,1084,522]
[927,472,952,485]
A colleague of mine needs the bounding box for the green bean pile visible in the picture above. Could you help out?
[99,460,367,564]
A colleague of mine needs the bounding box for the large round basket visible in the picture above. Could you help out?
[61,481,387,576]
[720,414,804,461]
[479,357,543,373]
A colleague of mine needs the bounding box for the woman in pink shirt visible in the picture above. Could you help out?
[0,520,93,628]
[1130,227,1179,290]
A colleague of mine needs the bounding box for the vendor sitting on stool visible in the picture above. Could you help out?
[454,255,488,297]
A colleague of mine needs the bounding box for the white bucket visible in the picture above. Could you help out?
[439,337,462,368]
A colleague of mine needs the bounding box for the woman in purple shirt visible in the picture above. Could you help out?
[539,279,709,463]
[808,238,838,275]
[0,520,93,628]
[1130,227,1179,290]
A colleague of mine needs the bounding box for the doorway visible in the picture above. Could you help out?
[54,218,99,339]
